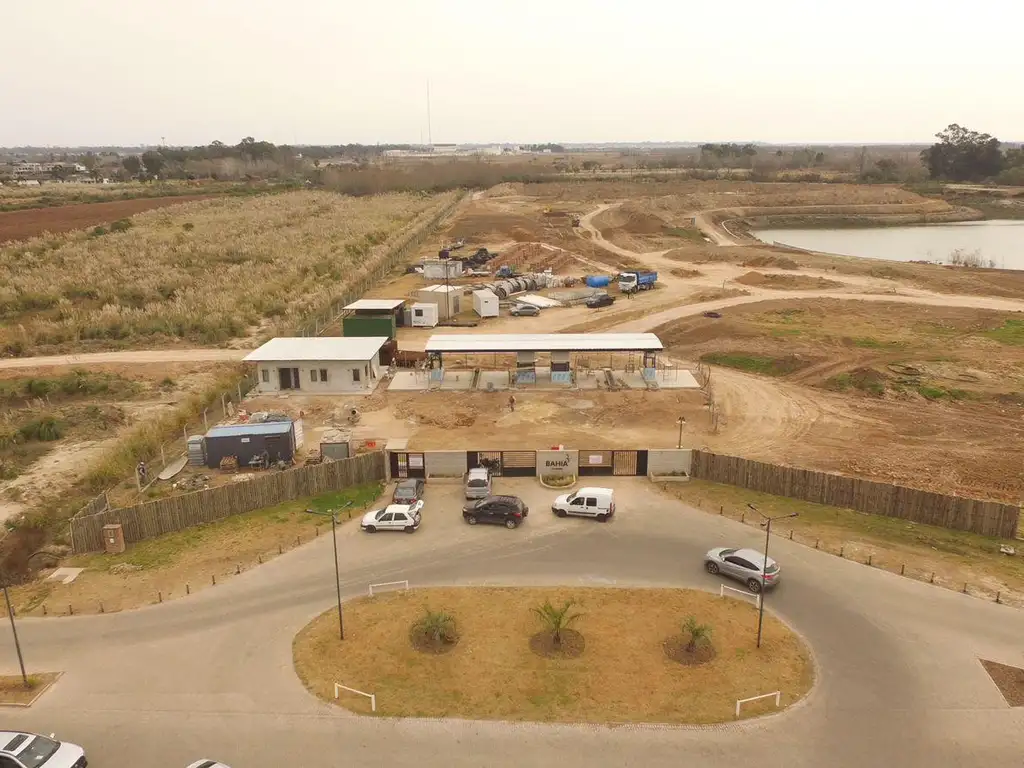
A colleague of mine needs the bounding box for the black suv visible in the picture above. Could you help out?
[586,294,615,309]
[462,495,529,529]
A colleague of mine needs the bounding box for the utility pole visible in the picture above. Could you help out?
[305,503,352,640]
[747,504,798,648]
[426,79,432,149]
[3,586,28,687]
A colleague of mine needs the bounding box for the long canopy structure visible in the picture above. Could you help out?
[424,333,663,354]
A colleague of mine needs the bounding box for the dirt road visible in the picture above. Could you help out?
[0,348,246,370]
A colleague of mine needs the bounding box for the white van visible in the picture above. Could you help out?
[551,487,615,521]
[464,467,492,500]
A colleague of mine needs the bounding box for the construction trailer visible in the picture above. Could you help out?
[243,336,389,394]
[408,302,439,327]
[202,421,298,469]
[472,289,499,318]
[422,259,463,280]
[416,285,463,321]
[341,299,405,339]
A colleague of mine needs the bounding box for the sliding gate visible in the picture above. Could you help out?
[466,450,537,477]
[578,450,648,477]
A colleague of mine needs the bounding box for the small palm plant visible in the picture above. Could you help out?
[683,616,713,653]
[413,608,457,645]
[532,598,583,647]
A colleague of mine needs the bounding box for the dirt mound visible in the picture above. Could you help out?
[494,242,575,273]
[447,207,541,242]
[742,255,800,270]
[393,399,478,429]
[735,271,844,290]
[670,268,703,278]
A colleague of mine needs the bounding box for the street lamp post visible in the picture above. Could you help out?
[438,248,452,324]
[2,586,28,687]
[676,416,686,449]
[747,503,798,649]
[306,502,352,641]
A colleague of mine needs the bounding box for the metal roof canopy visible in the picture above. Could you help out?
[343,299,405,312]
[243,336,390,362]
[206,421,293,438]
[424,333,664,353]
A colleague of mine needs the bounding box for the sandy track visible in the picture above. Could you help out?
[0,348,246,370]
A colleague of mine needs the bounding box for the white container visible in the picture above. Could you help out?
[410,302,439,327]
[422,259,463,279]
[472,289,499,318]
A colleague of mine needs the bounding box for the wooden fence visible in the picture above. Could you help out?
[69,452,386,554]
[690,450,1020,538]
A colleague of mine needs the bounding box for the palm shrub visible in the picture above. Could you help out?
[413,608,457,645]
[683,616,713,653]
[532,598,582,646]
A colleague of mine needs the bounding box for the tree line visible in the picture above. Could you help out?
[922,124,1024,184]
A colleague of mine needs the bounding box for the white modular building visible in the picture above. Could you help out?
[243,337,389,394]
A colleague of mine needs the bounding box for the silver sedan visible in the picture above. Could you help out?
[704,546,780,593]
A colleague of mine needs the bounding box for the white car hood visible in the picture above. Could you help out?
[554,493,570,506]
[361,510,381,525]
[42,741,86,768]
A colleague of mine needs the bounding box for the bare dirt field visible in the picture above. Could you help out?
[0,195,213,242]
[655,298,1024,501]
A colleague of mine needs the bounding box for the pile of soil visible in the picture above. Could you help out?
[393,399,478,429]
[662,636,717,666]
[742,255,800,270]
[529,629,585,659]
[670,268,704,278]
[735,271,843,290]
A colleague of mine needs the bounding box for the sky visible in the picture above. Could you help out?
[3,0,1022,147]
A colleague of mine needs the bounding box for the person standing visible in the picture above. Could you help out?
[508,394,516,412]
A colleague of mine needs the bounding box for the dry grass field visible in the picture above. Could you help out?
[0,180,249,211]
[0,190,453,354]
[293,586,813,724]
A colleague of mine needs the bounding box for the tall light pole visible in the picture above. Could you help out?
[3,586,28,687]
[438,248,451,324]
[747,503,797,649]
[306,502,352,640]
[676,416,686,449]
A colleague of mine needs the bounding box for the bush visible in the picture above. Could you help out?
[109,218,134,233]
[18,416,64,442]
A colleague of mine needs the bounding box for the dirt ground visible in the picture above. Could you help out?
[293,586,813,723]
[0,361,230,521]
[0,195,212,242]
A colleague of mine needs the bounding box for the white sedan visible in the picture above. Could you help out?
[0,730,86,768]
[361,501,423,533]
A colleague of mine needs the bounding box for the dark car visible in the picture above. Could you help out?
[585,294,615,309]
[462,495,529,529]
[393,478,426,505]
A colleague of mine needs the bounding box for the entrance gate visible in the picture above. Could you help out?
[389,451,426,479]
[466,451,537,477]
[578,450,648,477]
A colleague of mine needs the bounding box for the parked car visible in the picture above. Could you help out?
[392,477,426,505]
[585,294,615,309]
[187,762,231,768]
[361,501,424,533]
[463,495,529,528]
[551,487,615,521]
[704,547,780,594]
[510,303,540,317]
[0,731,87,768]
[464,466,492,499]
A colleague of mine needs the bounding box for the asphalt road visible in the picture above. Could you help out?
[3,478,1023,767]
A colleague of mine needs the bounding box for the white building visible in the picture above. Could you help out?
[416,285,463,321]
[243,337,389,394]
[472,289,499,318]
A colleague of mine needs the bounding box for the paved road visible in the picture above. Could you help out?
[2,479,1022,766]
[0,348,247,370]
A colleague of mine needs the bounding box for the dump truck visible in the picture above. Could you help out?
[617,271,658,293]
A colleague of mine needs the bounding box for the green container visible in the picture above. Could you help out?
[343,316,396,339]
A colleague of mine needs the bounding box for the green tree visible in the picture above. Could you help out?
[532,598,582,647]
[122,155,142,177]
[141,151,166,177]
[921,124,1004,181]
[412,608,457,644]
[682,616,713,653]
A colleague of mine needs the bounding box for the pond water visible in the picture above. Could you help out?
[752,220,1024,271]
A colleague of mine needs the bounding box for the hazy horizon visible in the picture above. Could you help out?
[4,0,1021,147]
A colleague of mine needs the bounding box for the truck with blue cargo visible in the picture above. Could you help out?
[617,271,658,293]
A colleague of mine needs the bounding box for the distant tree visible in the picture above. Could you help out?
[49,165,72,181]
[921,124,1004,182]
[79,152,98,172]
[122,155,142,177]
[581,160,600,171]
[141,151,165,177]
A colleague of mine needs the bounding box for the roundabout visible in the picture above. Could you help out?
[1,477,1023,767]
